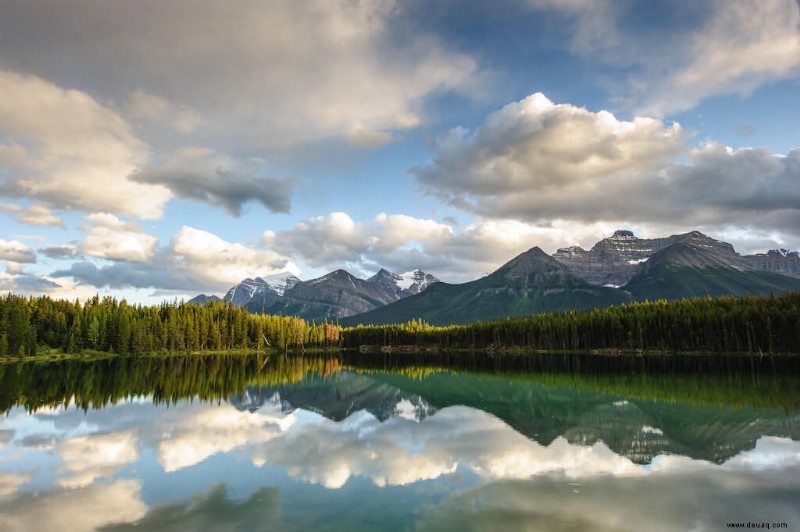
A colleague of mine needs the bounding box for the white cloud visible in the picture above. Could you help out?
[0,204,64,227]
[0,470,36,497]
[0,70,171,219]
[268,211,631,281]
[153,402,294,473]
[55,430,140,488]
[79,213,158,263]
[252,405,642,489]
[641,0,800,116]
[414,93,686,214]
[411,92,800,251]
[0,239,36,263]
[0,479,147,532]
[168,226,299,290]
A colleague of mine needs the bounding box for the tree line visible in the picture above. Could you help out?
[1,291,798,357]
[341,292,800,353]
[0,294,340,357]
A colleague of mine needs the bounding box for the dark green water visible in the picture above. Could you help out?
[0,352,798,531]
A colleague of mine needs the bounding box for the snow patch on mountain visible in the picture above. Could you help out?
[261,272,301,296]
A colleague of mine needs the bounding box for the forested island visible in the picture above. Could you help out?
[0,291,798,358]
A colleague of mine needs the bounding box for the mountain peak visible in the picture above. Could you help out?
[497,246,568,280]
[224,277,276,307]
[611,229,637,240]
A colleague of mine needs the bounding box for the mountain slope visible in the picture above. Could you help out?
[342,247,631,326]
[623,232,800,299]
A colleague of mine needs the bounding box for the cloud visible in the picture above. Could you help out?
[0,204,64,227]
[0,470,36,497]
[39,245,79,259]
[528,0,622,57]
[0,70,171,219]
[268,211,626,281]
[103,484,281,532]
[0,479,147,532]
[640,0,800,116]
[50,261,174,291]
[53,225,298,293]
[79,213,158,263]
[0,271,61,294]
[418,440,800,531]
[251,405,645,489]
[131,148,293,216]
[167,226,298,290]
[55,430,140,488]
[124,90,202,134]
[413,93,686,216]
[0,239,36,263]
[0,1,479,150]
[410,92,800,251]
[152,402,294,473]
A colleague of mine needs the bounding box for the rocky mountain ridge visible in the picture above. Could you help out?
[190,268,440,322]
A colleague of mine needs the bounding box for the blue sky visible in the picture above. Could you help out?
[1,0,799,304]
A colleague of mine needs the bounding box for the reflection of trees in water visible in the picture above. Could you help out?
[1,351,799,414]
[0,354,343,413]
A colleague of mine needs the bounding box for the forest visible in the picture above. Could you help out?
[342,292,800,353]
[0,291,798,357]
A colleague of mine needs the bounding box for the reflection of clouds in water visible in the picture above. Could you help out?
[251,405,642,489]
[18,433,56,451]
[724,436,800,471]
[103,483,281,532]
[416,463,800,532]
[56,430,139,488]
[0,470,36,496]
[0,429,14,449]
[0,479,146,532]
[251,405,800,490]
[152,402,295,472]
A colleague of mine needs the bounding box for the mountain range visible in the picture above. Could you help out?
[190,229,800,325]
[190,268,439,322]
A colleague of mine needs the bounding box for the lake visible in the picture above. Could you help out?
[0,352,799,531]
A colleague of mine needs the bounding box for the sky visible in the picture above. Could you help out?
[0,0,799,304]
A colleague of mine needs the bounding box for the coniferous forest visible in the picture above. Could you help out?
[0,291,798,357]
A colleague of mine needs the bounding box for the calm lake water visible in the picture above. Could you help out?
[0,352,799,531]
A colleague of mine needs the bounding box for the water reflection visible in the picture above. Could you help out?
[0,354,798,531]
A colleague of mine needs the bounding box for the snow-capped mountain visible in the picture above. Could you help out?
[398,269,439,295]
[221,272,303,307]
[367,268,439,297]
[189,267,439,319]
[224,277,276,307]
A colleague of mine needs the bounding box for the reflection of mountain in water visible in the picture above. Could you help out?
[230,371,436,422]
[233,370,800,465]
